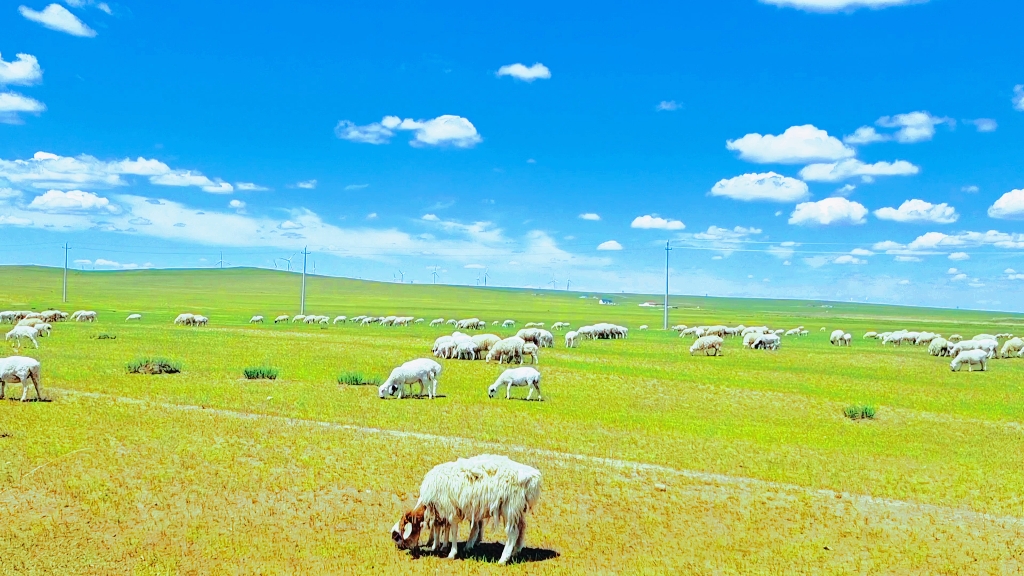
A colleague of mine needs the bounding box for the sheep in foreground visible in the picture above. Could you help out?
[378,358,443,399]
[5,326,39,349]
[690,335,723,356]
[489,367,542,400]
[471,334,501,359]
[830,329,846,346]
[486,337,525,364]
[951,349,988,372]
[0,356,43,401]
[126,313,142,322]
[249,315,264,324]
[843,333,852,346]
[950,339,997,359]
[391,454,542,564]
[34,323,51,337]
[1000,337,1024,359]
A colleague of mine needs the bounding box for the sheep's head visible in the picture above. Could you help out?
[488,382,500,398]
[391,504,426,550]
[378,379,398,399]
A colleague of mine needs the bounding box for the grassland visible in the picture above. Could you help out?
[1,265,1023,574]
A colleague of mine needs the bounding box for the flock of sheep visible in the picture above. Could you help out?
[861,329,1020,372]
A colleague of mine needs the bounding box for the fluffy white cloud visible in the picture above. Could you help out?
[987,189,1024,219]
[726,125,854,164]
[692,225,762,241]
[344,184,369,190]
[27,189,117,213]
[656,100,681,111]
[336,115,481,147]
[631,214,685,230]
[229,199,245,209]
[799,158,919,182]
[970,118,998,132]
[421,214,440,221]
[1013,85,1024,112]
[833,255,866,265]
[710,172,809,202]
[788,197,867,226]
[579,213,601,221]
[151,171,233,193]
[760,0,927,11]
[597,240,623,251]
[876,230,1024,256]
[0,215,33,226]
[948,252,969,261]
[894,255,922,262]
[843,126,888,145]
[877,111,954,143]
[236,182,269,191]
[464,263,486,269]
[496,63,551,82]
[850,248,873,256]
[962,185,980,193]
[950,273,968,281]
[19,4,97,37]
[834,184,856,196]
[0,53,42,86]
[874,199,958,224]
[0,91,45,123]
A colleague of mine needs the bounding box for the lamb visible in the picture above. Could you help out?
[333,316,348,324]
[126,313,142,322]
[638,325,648,331]
[249,315,264,324]
[0,356,43,401]
[928,337,951,357]
[1000,337,1024,359]
[455,340,479,360]
[489,367,542,400]
[430,318,445,327]
[391,454,542,564]
[829,329,846,346]
[564,330,578,348]
[522,343,539,365]
[274,314,290,324]
[486,337,526,364]
[689,335,723,356]
[950,349,988,372]
[378,358,443,399]
[843,333,852,346]
[5,326,39,349]
[34,323,51,337]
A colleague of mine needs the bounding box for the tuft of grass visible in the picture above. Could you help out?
[126,357,181,375]
[843,404,877,420]
[243,366,279,380]
[337,371,382,386]
[95,333,117,340]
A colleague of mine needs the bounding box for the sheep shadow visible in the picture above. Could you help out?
[2,396,52,403]
[417,543,559,564]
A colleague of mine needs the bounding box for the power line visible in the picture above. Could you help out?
[62,242,70,303]
[300,246,311,315]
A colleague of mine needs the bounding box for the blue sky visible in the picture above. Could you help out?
[2,0,1024,309]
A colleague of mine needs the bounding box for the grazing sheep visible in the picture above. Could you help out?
[470,334,501,359]
[273,314,289,324]
[430,318,445,327]
[950,339,998,359]
[32,323,51,337]
[446,319,458,326]
[564,330,578,349]
[928,337,951,357]
[486,337,526,364]
[843,333,852,346]
[799,330,809,336]
[742,332,760,348]
[0,356,43,401]
[126,313,142,322]
[820,327,826,332]
[378,358,443,399]
[785,328,801,336]
[249,315,264,324]
[751,333,780,350]
[524,322,544,329]
[502,320,516,328]
[551,322,570,331]
[973,333,997,342]
[17,318,42,328]
[391,454,542,564]
[950,349,988,372]
[522,343,539,365]
[670,324,688,332]
[333,316,348,324]
[948,334,962,343]
[829,329,846,346]
[5,326,39,349]
[689,335,723,356]
[416,318,425,324]
[915,332,940,345]
[456,318,483,330]
[291,315,306,323]
[863,331,877,339]
[638,325,648,331]
[489,367,542,400]
[1000,337,1024,359]
[455,340,479,360]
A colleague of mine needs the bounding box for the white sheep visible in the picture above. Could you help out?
[638,325,648,331]
[551,322,570,331]
[5,326,39,349]
[973,333,997,342]
[829,329,846,346]
[950,349,988,372]
[174,313,195,326]
[17,318,42,328]
[486,337,525,364]
[489,367,542,400]
[391,454,542,564]
[751,333,780,350]
[948,334,962,343]
[0,356,43,401]
[843,333,852,346]
[194,315,209,326]
[273,314,290,324]
[291,314,306,323]
[690,335,723,356]
[34,323,51,337]
[446,319,458,326]
[950,339,998,359]
[564,331,578,349]
[249,315,264,324]
[863,331,878,339]
[670,324,687,332]
[471,334,501,359]
[333,315,348,324]
[126,313,142,322]
[502,319,516,328]
[430,318,445,327]
[455,340,479,360]
[378,358,443,399]
[1000,337,1024,359]
[928,337,951,357]
[522,343,539,365]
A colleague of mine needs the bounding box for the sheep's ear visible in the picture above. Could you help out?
[403,522,413,540]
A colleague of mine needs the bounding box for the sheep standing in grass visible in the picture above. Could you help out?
[333,316,348,324]
[928,338,951,357]
[378,358,443,399]
[455,341,479,360]
[174,313,195,326]
[863,331,877,339]
[5,326,39,349]
[430,318,445,327]
[948,334,962,343]
[486,337,525,364]
[502,320,516,328]
[751,333,780,350]
[126,313,142,322]
[830,329,846,346]
[291,315,306,323]
[0,356,43,401]
[950,339,997,359]
[1000,337,1024,359]
[34,323,51,337]
[522,343,539,365]
[690,335,723,356]
[843,333,852,346]
[951,349,988,372]
[273,314,289,324]
[470,334,501,359]
[17,318,42,328]
[638,325,648,331]
[489,367,542,400]
[249,315,264,324]
[564,330,578,349]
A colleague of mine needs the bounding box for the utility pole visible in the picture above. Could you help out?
[62,242,70,303]
[300,246,310,315]
[220,251,224,269]
[664,240,672,330]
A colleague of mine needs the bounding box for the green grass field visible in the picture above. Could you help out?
[1,266,1023,574]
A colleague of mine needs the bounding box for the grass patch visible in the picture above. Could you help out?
[337,371,382,386]
[243,366,279,380]
[126,357,182,375]
[843,404,877,420]
[95,333,117,340]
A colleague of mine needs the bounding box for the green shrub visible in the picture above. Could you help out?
[337,371,382,386]
[95,333,116,340]
[126,357,181,375]
[844,404,876,420]
[243,366,279,380]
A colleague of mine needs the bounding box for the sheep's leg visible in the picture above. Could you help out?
[498,521,520,565]
[507,382,513,400]
[465,519,482,550]
[513,518,527,554]
[446,523,459,559]
[19,378,29,402]
[0,380,5,400]
[526,386,533,400]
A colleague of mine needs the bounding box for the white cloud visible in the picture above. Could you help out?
[336,115,482,148]
[799,158,919,182]
[464,263,486,269]
[631,214,685,230]
[876,111,954,143]
[93,258,141,270]
[970,118,998,132]
[951,273,968,281]
[597,240,623,251]
[898,279,911,285]
[783,260,791,266]
[767,244,796,259]
[656,100,681,111]
[27,189,117,213]
[296,180,317,189]
[344,184,369,190]
[229,199,245,209]
[1013,85,1024,112]
[0,53,42,86]
[278,220,303,230]
[850,248,873,256]
[759,0,926,12]
[0,91,46,123]
[19,4,97,37]
[710,172,809,202]
[876,230,1024,256]
[236,182,269,191]
[0,215,33,226]
[151,171,233,193]
[834,184,856,197]
[833,255,866,265]
[0,187,21,202]
[692,225,762,241]
[579,213,601,221]
[366,212,377,220]
[987,189,1024,219]
[874,199,958,224]
[948,251,969,261]
[421,214,440,221]
[894,255,922,262]
[496,63,551,82]
[947,268,959,274]
[961,185,979,193]
[789,197,867,226]
[726,125,854,164]
[843,126,888,145]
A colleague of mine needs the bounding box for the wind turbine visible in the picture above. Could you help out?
[431,266,440,284]
[566,273,572,291]
[548,274,558,290]
[215,251,229,269]
[395,269,404,283]
[483,268,489,287]
[276,253,297,272]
